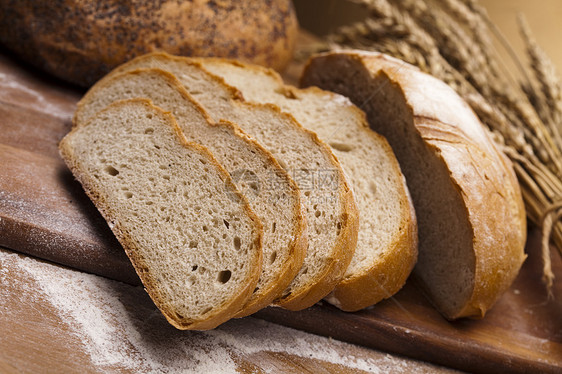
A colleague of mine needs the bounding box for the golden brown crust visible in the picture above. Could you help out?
[302,51,527,319]
[0,0,298,86]
[59,99,263,329]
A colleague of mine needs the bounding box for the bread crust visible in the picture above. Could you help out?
[0,0,298,86]
[302,51,527,319]
[59,99,263,329]
[74,66,308,317]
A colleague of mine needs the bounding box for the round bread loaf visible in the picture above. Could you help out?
[0,0,298,87]
[302,51,527,319]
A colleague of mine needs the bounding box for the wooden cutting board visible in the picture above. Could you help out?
[0,47,560,373]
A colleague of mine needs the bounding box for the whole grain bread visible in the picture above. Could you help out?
[0,0,297,86]
[59,99,263,329]
[200,58,418,312]
[73,69,307,317]
[95,52,360,311]
[301,51,527,319]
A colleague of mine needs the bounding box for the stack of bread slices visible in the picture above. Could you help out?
[60,51,526,330]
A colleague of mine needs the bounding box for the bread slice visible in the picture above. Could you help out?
[199,58,418,312]
[301,51,527,319]
[73,69,307,317]
[59,99,263,329]
[93,52,360,311]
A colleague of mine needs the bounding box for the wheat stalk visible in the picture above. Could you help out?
[324,0,562,292]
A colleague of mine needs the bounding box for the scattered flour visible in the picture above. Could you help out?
[0,71,77,121]
[0,249,446,373]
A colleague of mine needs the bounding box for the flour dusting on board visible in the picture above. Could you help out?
[1,250,446,373]
[0,72,76,120]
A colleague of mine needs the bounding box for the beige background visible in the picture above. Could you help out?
[293,0,562,72]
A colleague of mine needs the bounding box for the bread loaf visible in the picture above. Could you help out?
[59,99,263,329]
[200,58,418,312]
[301,51,527,319]
[73,69,307,317]
[95,52,360,312]
[0,0,298,86]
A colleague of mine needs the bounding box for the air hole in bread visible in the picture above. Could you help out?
[218,270,232,284]
[329,142,354,152]
[272,222,276,233]
[199,158,207,164]
[146,201,153,206]
[144,128,154,134]
[369,181,377,196]
[269,251,277,264]
[223,219,230,229]
[233,236,241,250]
[104,165,119,176]
[124,192,133,199]
[304,191,311,197]
[189,241,198,248]
[315,210,321,218]
[154,144,161,149]
[163,175,170,180]
[336,221,342,235]
[159,164,168,170]
[190,90,202,95]
[192,265,198,271]
[202,225,209,232]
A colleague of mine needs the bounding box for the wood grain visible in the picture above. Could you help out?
[0,248,455,373]
[0,32,561,372]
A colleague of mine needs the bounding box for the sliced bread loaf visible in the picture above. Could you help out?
[199,58,418,312]
[59,99,263,329]
[73,70,307,317]
[94,52,359,311]
[301,51,527,319]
